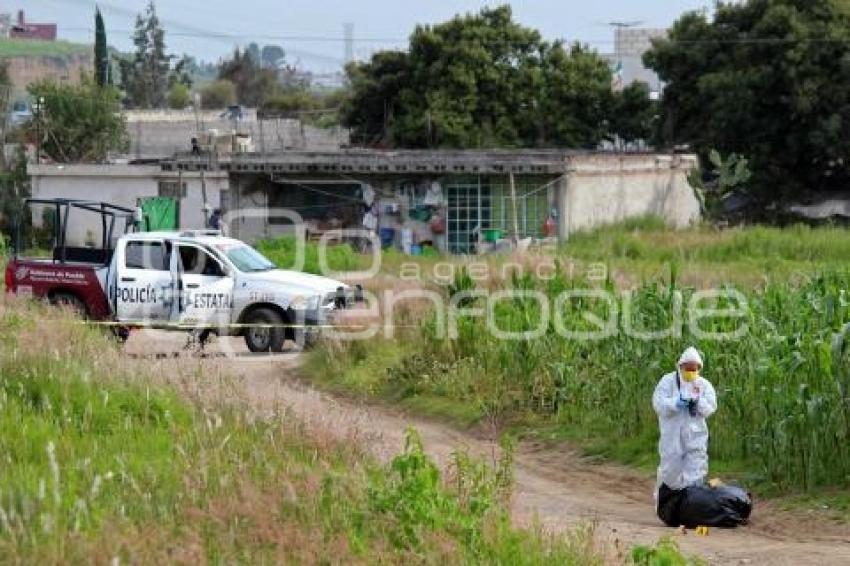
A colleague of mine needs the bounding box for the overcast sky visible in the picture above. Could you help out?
[14,0,712,71]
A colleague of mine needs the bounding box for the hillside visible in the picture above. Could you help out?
[0,39,93,97]
[0,38,89,57]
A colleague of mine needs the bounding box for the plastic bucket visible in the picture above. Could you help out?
[482,228,503,242]
[379,227,395,248]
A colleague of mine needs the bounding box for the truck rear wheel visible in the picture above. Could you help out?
[243,308,286,353]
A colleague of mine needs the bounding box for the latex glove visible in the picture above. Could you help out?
[676,397,690,412]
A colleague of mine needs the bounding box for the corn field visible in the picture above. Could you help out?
[365,269,850,492]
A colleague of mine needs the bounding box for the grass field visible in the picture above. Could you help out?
[300,220,850,498]
[562,217,850,287]
[0,299,626,563]
[0,38,89,58]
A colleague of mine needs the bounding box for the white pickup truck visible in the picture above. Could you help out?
[7,202,354,352]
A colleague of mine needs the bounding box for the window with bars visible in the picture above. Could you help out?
[488,184,549,239]
[445,178,551,253]
[158,180,187,199]
[446,183,491,254]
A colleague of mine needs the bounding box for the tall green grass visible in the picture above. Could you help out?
[311,267,850,493]
[255,235,363,275]
[0,301,612,562]
[564,218,850,265]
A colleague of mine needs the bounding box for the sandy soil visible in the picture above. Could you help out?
[125,331,850,565]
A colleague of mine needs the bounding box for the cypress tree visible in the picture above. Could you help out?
[94,7,110,87]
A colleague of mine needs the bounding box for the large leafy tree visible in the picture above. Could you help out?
[218,47,278,107]
[0,64,26,240]
[342,6,619,148]
[120,1,170,108]
[0,147,30,241]
[27,78,129,163]
[608,82,657,145]
[645,0,850,202]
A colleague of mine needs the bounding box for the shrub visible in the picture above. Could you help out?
[167,82,191,109]
[200,79,236,109]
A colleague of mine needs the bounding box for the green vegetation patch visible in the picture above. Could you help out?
[0,303,614,562]
[0,38,90,58]
[256,235,363,275]
[306,221,850,495]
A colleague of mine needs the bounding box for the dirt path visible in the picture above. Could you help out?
[127,332,850,565]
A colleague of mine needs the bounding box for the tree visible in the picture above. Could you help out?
[341,6,615,149]
[0,63,25,240]
[0,61,10,167]
[120,1,171,108]
[609,82,657,145]
[261,45,285,68]
[644,0,850,204]
[342,52,408,146]
[167,82,191,109]
[200,79,236,109]
[169,54,195,89]
[94,7,110,87]
[27,78,129,162]
[217,47,277,107]
[0,147,30,241]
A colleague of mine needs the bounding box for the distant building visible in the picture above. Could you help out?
[0,13,11,38]
[9,10,57,41]
[604,27,667,96]
[29,150,700,252]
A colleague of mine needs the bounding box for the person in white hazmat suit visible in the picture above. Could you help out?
[653,347,717,501]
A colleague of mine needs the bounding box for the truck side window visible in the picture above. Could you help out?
[178,245,224,277]
[125,241,169,270]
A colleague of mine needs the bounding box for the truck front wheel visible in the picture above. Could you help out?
[243,308,286,353]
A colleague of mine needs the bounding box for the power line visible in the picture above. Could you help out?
[57,26,850,49]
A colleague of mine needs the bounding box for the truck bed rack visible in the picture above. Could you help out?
[19,198,137,265]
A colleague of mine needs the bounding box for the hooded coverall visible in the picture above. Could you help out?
[652,356,717,493]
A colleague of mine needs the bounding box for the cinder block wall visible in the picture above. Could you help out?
[557,154,700,237]
[28,164,228,247]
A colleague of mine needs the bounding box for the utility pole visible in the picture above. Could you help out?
[509,172,520,243]
[200,168,209,227]
[33,96,45,165]
[343,22,354,64]
[258,113,265,155]
[193,92,201,134]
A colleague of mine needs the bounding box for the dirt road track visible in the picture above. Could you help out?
[127,333,850,565]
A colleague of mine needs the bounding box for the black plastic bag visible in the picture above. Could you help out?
[657,483,752,528]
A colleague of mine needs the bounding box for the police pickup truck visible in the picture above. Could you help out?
[6,199,353,352]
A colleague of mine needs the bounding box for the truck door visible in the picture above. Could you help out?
[173,243,234,328]
[114,239,174,322]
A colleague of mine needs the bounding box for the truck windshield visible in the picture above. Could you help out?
[218,244,275,272]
